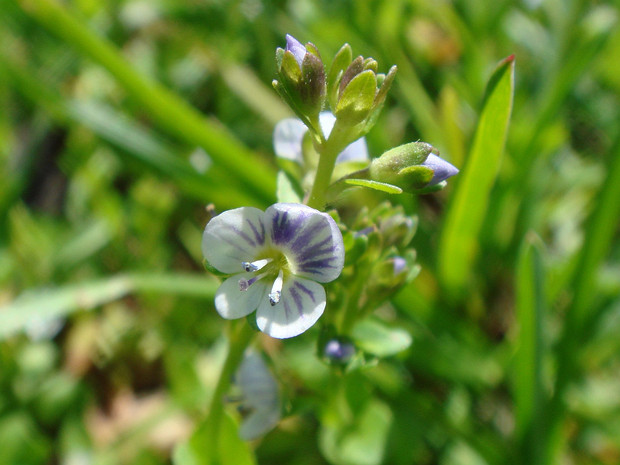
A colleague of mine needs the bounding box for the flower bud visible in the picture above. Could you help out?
[285,34,306,66]
[326,44,397,135]
[369,142,458,192]
[365,252,419,305]
[323,338,356,364]
[378,209,418,249]
[273,35,326,131]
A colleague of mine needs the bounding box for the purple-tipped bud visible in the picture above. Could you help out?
[369,142,459,192]
[422,153,459,186]
[324,338,356,363]
[391,256,408,275]
[285,34,306,67]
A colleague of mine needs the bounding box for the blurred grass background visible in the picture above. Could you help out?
[1,0,620,464]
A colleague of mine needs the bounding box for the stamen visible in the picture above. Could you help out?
[239,272,267,291]
[241,258,272,272]
[269,270,284,306]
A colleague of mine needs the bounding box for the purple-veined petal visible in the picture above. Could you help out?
[202,207,269,273]
[214,272,269,319]
[239,408,281,441]
[273,117,306,163]
[256,277,326,338]
[319,112,369,163]
[236,351,280,440]
[422,153,459,186]
[264,203,344,283]
[285,34,306,66]
[237,352,279,410]
[273,112,369,165]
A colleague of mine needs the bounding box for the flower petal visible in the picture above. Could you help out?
[236,351,281,439]
[273,118,306,162]
[237,352,279,410]
[239,408,281,441]
[285,34,306,67]
[256,277,326,338]
[319,112,369,163]
[422,153,459,185]
[214,272,268,319]
[202,207,269,273]
[265,203,344,283]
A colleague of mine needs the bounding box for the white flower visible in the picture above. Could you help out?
[273,112,369,165]
[236,351,280,440]
[202,203,345,338]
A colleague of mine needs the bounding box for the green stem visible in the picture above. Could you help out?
[192,320,255,462]
[339,262,372,335]
[307,149,338,210]
[306,125,350,210]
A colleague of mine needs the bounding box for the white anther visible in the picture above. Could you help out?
[242,258,271,272]
[239,272,268,291]
[268,270,284,306]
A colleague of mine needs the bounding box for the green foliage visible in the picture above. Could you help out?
[1,0,619,464]
[438,55,515,297]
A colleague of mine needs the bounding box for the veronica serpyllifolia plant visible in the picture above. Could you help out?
[198,34,459,450]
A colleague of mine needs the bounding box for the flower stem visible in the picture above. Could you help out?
[340,269,367,334]
[306,124,350,210]
[193,320,255,460]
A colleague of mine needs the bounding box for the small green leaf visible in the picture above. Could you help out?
[174,413,256,465]
[332,160,369,181]
[344,179,403,194]
[397,165,434,189]
[327,43,353,110]
[352,318,412,357]
[335,70,377,124]
[319,398,392,465]
[276,171,303,203]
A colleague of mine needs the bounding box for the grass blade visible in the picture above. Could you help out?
[0,52,256,208]
[513,232,546,462]
[17,0,276,204]
[0,273,219,340]
[438,55,515,297]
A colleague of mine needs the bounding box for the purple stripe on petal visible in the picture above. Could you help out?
[289,287,304,317]
[290,221,326,253]
[219,235,252,256]
[272,210,306,245]
[246,218,265,245]
[294,281,316,303]
[301,244,335,259]
[299,257,338,269]
[233,226,257,247]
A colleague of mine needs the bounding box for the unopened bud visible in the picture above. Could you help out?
[324,338,356,363]
[273,35,326,129]
[369,142,458,192]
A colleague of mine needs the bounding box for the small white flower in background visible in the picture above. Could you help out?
[236,351,280,440]
[273,112,369,165]
[202,203,344,338]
